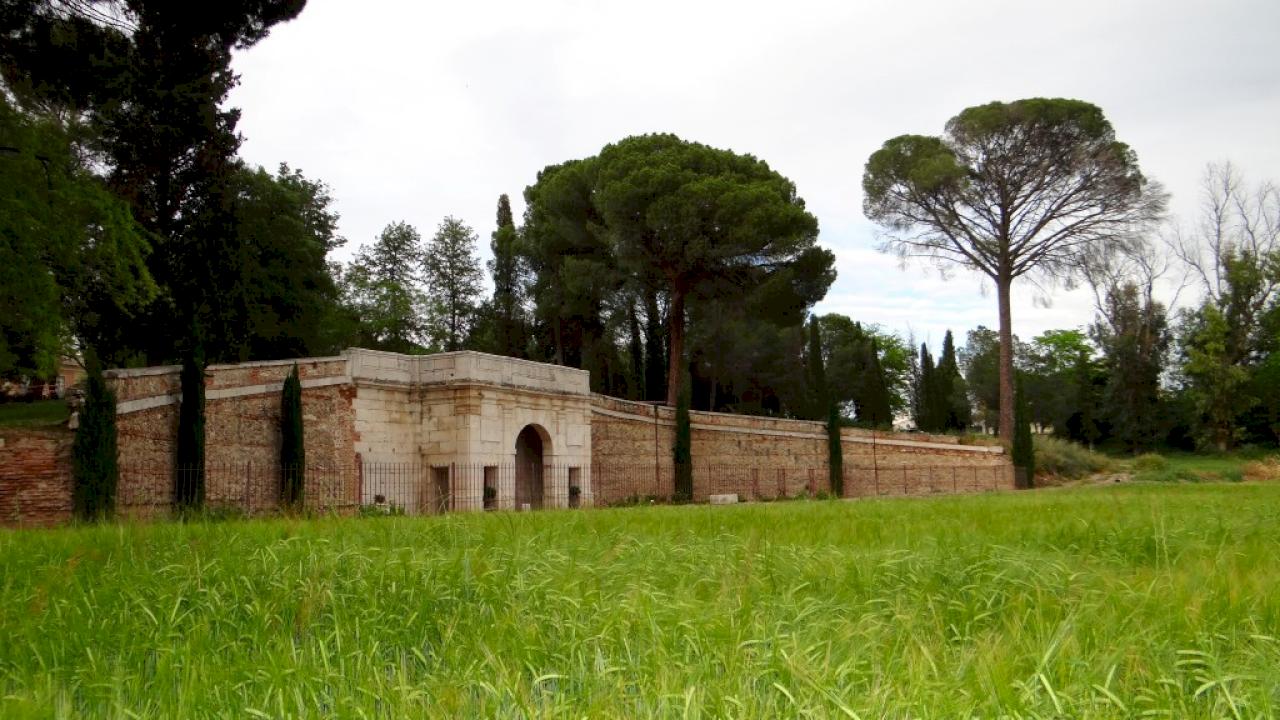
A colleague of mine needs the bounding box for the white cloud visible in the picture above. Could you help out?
[228,0,1280,347]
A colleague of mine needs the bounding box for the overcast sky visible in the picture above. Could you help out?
[227,0,1280,350]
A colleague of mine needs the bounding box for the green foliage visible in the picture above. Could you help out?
[1092,283,1168,451]
[483,194,528,358]
[424,216,483,352]
[818,315,900,425]
[1132,453,1169,472]
[342,222,430,354]
[527,133,831,407]
[1012,376,1034,487]
[805,316,826,421]
[864,97,1165,445]
[826,400,843,497]
[1182,304,1254,451]
[5,485,1280,715]
[673,368,692,503]
[71,352,117,520]
[961,326,1003,433]
[220,164,349,361]
[2,1,307,365]
[1033,436,1112,480]
[279,364,304,508]
[0,95,155,375]
[176,334,206,510]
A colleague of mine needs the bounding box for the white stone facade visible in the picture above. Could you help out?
[347,349,593,511]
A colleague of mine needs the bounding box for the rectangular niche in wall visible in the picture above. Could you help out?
[483,466,497,510]
[568,467,582,508]
[430,467,450,514]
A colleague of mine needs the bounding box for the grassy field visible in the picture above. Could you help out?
[2,485,1279,718]
[0,399,69,427]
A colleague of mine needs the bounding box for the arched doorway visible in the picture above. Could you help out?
[514,425,547,509]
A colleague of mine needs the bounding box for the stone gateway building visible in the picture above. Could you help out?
[1,348,1013,524]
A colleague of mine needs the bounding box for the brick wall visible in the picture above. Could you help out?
[590,395,1013,503]
[0,427,73,526]
[108,357,358,516]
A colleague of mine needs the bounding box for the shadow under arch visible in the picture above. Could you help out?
[515,424,551,509]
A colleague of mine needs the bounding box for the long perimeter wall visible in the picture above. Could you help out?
[590,395,1013,503]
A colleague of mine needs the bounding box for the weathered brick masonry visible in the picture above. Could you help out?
[590,395,1013,503]
[2,350,1012,525]
[107,357,357,517]
[0,427,74,525]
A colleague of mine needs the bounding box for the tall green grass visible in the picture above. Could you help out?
[2,485,1279,717]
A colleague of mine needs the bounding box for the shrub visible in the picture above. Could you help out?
[1034,436,1112,480]
[1242,457,1280,482]
[1132,453,1168,472]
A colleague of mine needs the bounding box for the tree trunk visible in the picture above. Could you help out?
[997,274,1015,447]
[665,289,686,406]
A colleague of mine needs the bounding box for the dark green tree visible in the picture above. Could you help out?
[72,351,118,520]
[425,216,483,352]
[2,0,308,364]
[342,222,429,354]
[827,399,844,497]
[673,366,693,503]
[175,331,206,510]
[961,327,1005,433]
[864,98,1166,445]
[487,194,527,357]
[915,343,942,431]
[859,339,894,428]
[279,363,304,507]
[806,316,827,421]
[0,95,155,375]
[1012,375,1035,488]
[937,330,971,431]
[593,133,826,406]
[1092,284,1168,451]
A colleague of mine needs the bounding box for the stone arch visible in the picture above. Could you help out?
[514,424,551,509]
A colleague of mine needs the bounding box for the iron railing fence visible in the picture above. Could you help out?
[109,461,1009,519]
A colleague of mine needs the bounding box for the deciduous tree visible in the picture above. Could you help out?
[424,216,483,351]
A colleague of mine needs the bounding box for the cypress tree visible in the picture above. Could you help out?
[489,194,526,358]
[861,339,894,428]
[1012,375,1035,488]
[937,330,970,431]
[806,316,827,421]
[827,399,843,497]
[280,364,305,507]
[175,331,206,510]
[915,343,938,430]
[72,351,118,521]
[673,366,693,503]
